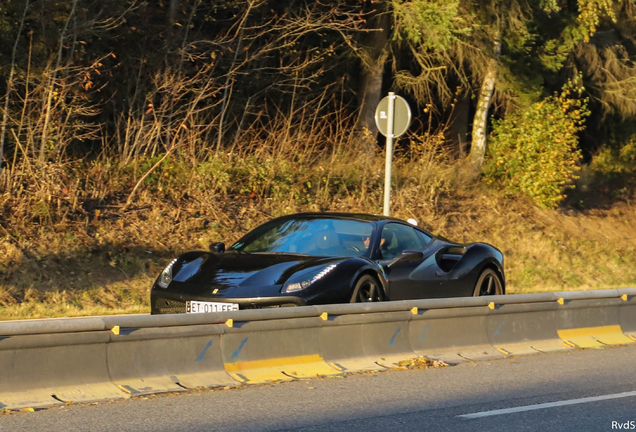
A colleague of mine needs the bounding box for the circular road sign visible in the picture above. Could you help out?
[374,94,411,138]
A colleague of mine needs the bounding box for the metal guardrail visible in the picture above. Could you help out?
[1,289,635,410]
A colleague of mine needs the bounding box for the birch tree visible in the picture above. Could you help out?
[466,0,618,175]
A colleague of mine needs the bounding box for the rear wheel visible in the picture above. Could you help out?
[350,274,383,303]
[472,268,503,296]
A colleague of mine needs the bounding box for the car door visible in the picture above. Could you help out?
[405,238,460,299]
[377,223,432,300]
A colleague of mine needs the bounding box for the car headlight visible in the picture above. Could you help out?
[157,258,178,289]
[283,264,337,293]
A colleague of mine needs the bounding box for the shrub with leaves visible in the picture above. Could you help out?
[483,77,590,208]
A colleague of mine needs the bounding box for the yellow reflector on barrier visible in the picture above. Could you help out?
[557,298,564,305]
[225,319,233,328]
[557,325,634,347]
[111,326,120,335]
[320,312,328,321]
[621,294,628,301]
[488,302,495,310]
[411,307,418,315]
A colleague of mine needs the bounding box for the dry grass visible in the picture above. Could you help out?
[429,191,636,294]
[1,129,636,320]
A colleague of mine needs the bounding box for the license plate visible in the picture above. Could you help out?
[186,301,239,313]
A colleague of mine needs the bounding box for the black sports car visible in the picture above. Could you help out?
[151,213,504,314]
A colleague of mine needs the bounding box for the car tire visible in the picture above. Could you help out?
[472,268,503,296]
[350,274,383,303]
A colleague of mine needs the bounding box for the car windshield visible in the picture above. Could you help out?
[230,218,376,257]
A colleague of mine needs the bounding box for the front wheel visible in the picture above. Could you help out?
[350,274,383,303]
[472,268,503,296]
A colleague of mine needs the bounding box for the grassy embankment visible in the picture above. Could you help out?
[1,132,636,320]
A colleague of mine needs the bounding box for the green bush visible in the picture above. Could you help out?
[483,77,590,208]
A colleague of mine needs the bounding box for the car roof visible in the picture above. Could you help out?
[272,212,406,223]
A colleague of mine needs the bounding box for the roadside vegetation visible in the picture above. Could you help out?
[2,130,636,319]
[1,0,636,319]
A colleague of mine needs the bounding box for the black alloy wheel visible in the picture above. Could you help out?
[473,268,503,296]
[350,274,382,303]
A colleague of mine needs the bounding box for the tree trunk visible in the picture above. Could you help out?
[448,93,471,157]
[467,38,501,176]
[355,6,391,149]
[40,0,78,163]
[1,0,30,177]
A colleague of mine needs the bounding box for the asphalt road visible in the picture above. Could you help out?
[2,344,636,432]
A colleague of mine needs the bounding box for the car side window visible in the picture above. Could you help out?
[380,223,424,260]
[416,230,432,247]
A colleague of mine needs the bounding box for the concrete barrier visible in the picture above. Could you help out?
[486,303,565,355]
[554,298,633,347]
[617,289,636,340]
[0,332,121,409]
[107,324,234,394]
[1,289,635,410]
[410,306,504,362]
[320,311,416,371]
[221,317,337,383]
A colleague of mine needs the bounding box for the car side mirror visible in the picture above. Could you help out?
[209,242,225,253]
[387,250,424,269]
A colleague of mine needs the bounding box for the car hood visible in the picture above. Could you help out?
[170,251,343,292]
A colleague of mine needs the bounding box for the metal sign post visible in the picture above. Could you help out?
[375,92,411,216]
[383,94,395,217]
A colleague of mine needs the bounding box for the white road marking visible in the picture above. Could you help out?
[459,390,636,419]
